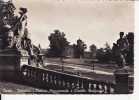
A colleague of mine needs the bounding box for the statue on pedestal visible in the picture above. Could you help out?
[0,1,30,50]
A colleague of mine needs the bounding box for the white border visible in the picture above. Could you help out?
[2,1,139,100]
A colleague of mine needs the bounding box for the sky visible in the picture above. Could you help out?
[12,0,134,50]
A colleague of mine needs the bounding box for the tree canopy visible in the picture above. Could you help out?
[48,29,69,57]
[90,44,97,58]
[73,39,87,58]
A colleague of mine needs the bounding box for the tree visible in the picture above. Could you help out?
[96,42,112,63]
[104,42,111,50]
[48,29,69,57]
[72,43,78,58]
[89,44,97,58]
[96,48,105,62]
[104,42,112,62]
[76,39,87,58]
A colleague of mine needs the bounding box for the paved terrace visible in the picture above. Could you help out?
[0,81,50,94]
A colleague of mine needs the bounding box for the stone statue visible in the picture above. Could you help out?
[112,32,129,68]
[0,1,30,49]
[112,43,126,68]
[117,32,129,53]
[0,1,42,66]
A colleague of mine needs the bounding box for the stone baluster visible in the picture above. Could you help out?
[106,84,111,94]
[83,79,89,92]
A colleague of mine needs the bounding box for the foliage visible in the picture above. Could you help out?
[73,39,87,58]
[89,44,97,58]
[48,29,69,57]
[96,43,112,63]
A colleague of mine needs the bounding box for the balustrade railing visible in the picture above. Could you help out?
[20,65,115,94]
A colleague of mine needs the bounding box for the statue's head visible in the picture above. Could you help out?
[6,30,14,48]
[119,32,124,38]
[19,7,27,15]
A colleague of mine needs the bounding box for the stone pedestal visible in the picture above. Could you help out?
[0,49,29,81]
[0,49,20,80]
[114,69,129,94]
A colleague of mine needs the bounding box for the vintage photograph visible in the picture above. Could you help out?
[0,0,134,94]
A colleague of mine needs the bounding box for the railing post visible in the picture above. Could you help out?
[114,69,129,94]
[83,79,89,93]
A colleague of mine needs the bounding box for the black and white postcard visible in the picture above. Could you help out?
[0,0,135,97]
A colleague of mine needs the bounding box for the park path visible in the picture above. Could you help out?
[45,58,133,76]
[44,60,133,83]
[45,62,114,75]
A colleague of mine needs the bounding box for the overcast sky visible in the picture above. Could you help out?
[13,0,134,50]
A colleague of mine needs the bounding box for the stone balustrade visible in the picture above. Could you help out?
[20,65,116,94]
